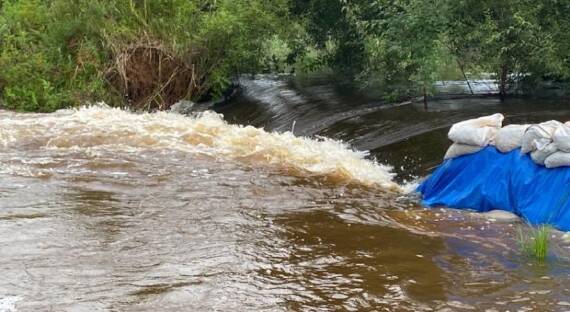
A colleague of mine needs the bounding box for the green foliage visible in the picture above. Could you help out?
[0,0,292,111]
[0,0,112,111]
[444,0,570,96]
[1,0,569,111]
[518,225,551,263]
[289,0,570,100]
[289,0,367,75]
[348,0,449,97]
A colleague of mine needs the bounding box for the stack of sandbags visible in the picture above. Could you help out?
[520,120,563,165]
[441,115,570,168]
[545,124,570,168]
[444,114,504,160]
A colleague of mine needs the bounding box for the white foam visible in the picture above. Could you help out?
[0,296,21,312]
[0,106,400,190]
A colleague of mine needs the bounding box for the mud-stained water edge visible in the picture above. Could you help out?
[2,76,570,311]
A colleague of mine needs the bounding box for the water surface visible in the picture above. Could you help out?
[2,76,570,311]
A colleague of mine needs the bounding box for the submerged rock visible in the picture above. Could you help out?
[562,232,570,243]
[483,210,520,222]
[170,100,195,115]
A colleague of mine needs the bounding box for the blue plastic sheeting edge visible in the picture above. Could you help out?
[417,146,570,231]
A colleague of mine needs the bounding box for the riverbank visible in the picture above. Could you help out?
[0,1,288,112]
[2,1,568,113]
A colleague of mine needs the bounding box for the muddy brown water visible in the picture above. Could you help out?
[2,76,570,311]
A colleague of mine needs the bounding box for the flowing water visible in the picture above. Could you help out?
[2,75,570,311]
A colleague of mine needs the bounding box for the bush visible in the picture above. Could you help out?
[0,0,291,112]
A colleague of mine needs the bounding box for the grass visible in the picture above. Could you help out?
[0,0,289,112]
[517,225,551,263]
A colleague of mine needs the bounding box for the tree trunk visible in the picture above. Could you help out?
[423,84,428,109]
[499,65,508,102]
[457,59,474,95]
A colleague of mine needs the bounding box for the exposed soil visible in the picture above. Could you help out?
[111,44,199,111]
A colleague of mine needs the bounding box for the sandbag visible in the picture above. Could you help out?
[448,126,499,147]
[530,142,558,165]
[444,143,484,160]
[448,114,503,146]
[450,113,504,129]
[553,125,570,152]
[545,152,570,168]
[521,120,562,154]
[494,124,530,153]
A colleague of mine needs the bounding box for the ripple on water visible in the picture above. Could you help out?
[2,101,570,310]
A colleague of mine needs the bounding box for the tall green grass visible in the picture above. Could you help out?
[517,225,551,263]
[0,0,292,112]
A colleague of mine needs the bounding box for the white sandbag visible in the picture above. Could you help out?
[448,114,503,146]
[545,151,570,168]
[530,142,558,165]
[553,125,570,152]
[450,113,505,129]
[494,124,531,153]
[444,143,484,160]
[448,126,499,147]
[521,120,563,154]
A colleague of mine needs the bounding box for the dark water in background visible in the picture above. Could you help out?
[2,75,570,311]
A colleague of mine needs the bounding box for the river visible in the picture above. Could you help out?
[1,75,570,311]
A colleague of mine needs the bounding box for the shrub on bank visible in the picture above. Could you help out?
[0,0,289,112]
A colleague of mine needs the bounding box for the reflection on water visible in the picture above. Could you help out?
[1,76,570,311]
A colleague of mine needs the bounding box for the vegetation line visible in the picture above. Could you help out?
[0,0,568,112]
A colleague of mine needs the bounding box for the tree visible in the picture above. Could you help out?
[346,0,448,103]
[288,0,368,75]
[445,0,568,100]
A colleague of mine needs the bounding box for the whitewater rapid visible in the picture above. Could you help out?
[0,106,400,191]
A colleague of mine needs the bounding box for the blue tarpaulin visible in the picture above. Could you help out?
[417,146,570,231]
